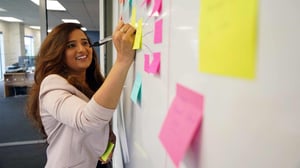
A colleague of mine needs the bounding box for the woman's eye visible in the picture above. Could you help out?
[66,43,76,48]
[82,41,90,46]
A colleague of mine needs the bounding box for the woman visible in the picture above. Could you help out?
[26,21,136,168]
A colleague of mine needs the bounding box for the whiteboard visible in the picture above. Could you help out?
[112,0,300,168]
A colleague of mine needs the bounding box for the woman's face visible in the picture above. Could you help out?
[64,29,93,75]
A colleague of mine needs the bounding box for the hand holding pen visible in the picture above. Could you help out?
[90,36,113,47]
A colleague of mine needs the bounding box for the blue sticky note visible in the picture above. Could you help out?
[130,73,142,104]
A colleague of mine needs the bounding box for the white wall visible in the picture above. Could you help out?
[25,26,41,56]
[6,22,24,65]
[0,21,40,68]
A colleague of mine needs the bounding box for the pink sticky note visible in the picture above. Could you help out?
[159,84,204,167]
[141,0,151,6]
[151,0,162,15]
[149,52,160,73]
[144,53,161,74]
[154,19,163,43]
[144,54,150,73]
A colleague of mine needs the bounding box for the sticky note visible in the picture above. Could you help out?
[144,52,160,74]
[141,0,151,7]
[131,6,137,27]
[154,19,163,43]
[129,0,133,10]
[144,54,150,72]
[159,84,204,167]
[151,0,162,16]
[130,73,142,104]
[199,0,258,79]
[133,19,143,49]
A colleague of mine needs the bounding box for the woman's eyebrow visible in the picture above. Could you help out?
[67,38,88,43]
[67,40,76,43]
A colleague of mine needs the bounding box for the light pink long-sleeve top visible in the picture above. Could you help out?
[39,74,114,168]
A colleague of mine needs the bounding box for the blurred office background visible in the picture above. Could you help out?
[0,0,113,167]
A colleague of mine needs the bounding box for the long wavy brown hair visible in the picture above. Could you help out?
[26,23,104,138]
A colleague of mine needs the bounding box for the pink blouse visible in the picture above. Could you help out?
[39,74,114,168]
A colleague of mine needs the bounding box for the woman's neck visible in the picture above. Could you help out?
[66,71,87,85]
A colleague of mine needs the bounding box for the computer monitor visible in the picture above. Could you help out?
[18,56,35,68]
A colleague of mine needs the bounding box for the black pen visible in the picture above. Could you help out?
[90,36,112,47]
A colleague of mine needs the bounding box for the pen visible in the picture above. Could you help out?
[90,36,112,47]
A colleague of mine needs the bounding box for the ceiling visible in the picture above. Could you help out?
[0,0,100,31]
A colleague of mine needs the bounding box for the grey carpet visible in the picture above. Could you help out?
[0,143,47,168]
[0,80,47,167]
[0,96,43,143]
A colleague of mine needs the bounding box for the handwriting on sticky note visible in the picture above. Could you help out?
[159,84,204,167]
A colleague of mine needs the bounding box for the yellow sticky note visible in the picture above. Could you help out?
[131,6,137,27]
[133,19,143,49]
[100,142,115,162]
[199,0,258,79]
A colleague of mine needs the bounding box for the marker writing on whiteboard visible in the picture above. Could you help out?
[90,35,112,47]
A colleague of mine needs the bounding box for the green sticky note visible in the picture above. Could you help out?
[100,142,115,162]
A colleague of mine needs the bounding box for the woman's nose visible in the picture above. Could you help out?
[77,43,85,52]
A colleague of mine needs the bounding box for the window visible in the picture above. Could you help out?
[24,36,34,56]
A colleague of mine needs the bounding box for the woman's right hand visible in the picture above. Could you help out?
[112,20,136,66]
[93,20,136,109]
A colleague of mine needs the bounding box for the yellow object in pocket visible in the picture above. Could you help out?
[100,142,115,162]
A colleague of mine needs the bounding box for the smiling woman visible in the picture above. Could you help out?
[26,20,136,168]
[0,0,104,167]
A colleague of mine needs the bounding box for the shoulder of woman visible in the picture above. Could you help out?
[40,74,88,100]
[40,74,73,92]
[41,74,67,85]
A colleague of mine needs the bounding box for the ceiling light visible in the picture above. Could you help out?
[47,0,66,11]
[31,0,66,11]
[61,19,80,24]
[31,0,40,5]
[0,17,23,22]
[29,26,41,30]
[81,27,87,31]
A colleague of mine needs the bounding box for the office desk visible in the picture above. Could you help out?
[3,72,34,97]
